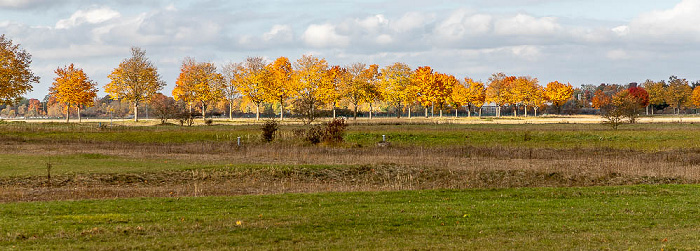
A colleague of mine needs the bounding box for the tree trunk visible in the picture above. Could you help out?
[66,103,70,123]
[424,107,428,118]
[368,104,372,119]
[255,104,260,121]
[201,101,206,119]
[479,107,482,118]
[467,104,471,118]
[353,103,358,120]
[524,105,528,117]
[651,106,654,115]
[78,106,81,123]
[397,102,402,119]
[431,104,434,117]
[439,109,442,117]
[514,105,517,117]
[229,101,233,120]
[408,107,411,119]
[534,107,538,117]
[646,105,649,115]
[134,102,139,122]
[280,99,285,120]
[455,109,458,118]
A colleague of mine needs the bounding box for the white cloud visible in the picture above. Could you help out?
[606,49,629,60]
[55,7,121,29]
[433,9,492,42]
[302,24,349,48]
[263,25,293,42]
[494,14,560,36]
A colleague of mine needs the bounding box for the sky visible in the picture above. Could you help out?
[1,0,698,99]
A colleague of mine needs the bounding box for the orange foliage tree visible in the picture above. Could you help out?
[318,65,347,118]
[263,57,297,120]
[172,57,224,119]
[591,90,611,110]
[49,64,98,122]
[544,81,574,114]
[0,34,40,105]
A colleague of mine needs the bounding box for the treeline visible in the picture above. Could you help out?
[3,34,700,123]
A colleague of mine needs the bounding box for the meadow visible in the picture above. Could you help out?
[2,118,700,249]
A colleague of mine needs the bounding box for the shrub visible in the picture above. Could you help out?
[204,119,214,126]
[261,120,278,142]
[323,118,347,144]
[302,118,348,145]
[305,124,324,144]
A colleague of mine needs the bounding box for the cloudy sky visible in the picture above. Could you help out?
[1,0,699,99]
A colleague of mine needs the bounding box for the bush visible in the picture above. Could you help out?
[261,120,278,142]
[323,118,347,144]
[204,119,214,126]
[305,124,324,144]
[302,118,348,145]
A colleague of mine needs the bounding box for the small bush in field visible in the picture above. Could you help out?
[204,119,214,126]
[305,124,324,144]
[261,120,278,142]
[323,118,347,144]
[302,118,348,145]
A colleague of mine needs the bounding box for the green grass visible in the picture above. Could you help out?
[0,153,358,177]
[5,121,700,150]
[1,185,698,250]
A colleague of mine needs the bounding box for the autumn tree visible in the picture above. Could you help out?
[263,57,297,120]
[544,81,574,114]
[105,47,165,121]
[149,93,177,124]
[318,65,347,118]
[49,64,98,122]
[692,86,700,109]
[464,78,486,117]
[293,55,328,124]
[591,89,611,110]
[0,34,39,105]
[486,73,516,117]
[429,73,456,117]
[665,76,692,114]
[344,63,373,120]
[361,64,382,119]
[411,66,437,118]
[512,76,540,117]
[222,62,244,119]
[451,82,469,117]
[236,57,269,121]
[173,57,224,119]
[379,62,413,118]
[642,79,665,115]
[627,86,649,109]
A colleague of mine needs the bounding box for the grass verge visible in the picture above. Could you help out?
[1,185,698,250]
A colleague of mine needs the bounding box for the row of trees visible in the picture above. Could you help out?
[4,34,700,123]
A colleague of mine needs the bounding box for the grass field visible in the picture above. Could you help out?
[2,185,698,250]
[2,119,700,249]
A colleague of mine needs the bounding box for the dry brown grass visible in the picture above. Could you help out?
[2,139,699,202]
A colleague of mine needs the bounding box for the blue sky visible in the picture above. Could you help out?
[1,0,697,99]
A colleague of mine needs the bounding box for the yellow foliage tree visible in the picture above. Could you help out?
[0,34,39,105]
[692,86,700,108]
[430,73,456,117]
[379,62,414,118]
[173,57,224,119]
[49,64,98,122]
[361,64,382,119]
[222,62,244,119]
[343,62,377,120]
[105,47,165,122]
[642,79,665,115]
[293,55,328,123]
[318,65,348,118]
[665,76,692,114]
[235,57,269,121]
[463,78,486,117]
[544,81,573,114]
[513,76,540,117]
[263,57,297,120]
[411,66,437,118]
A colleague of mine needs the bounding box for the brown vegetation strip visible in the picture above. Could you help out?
[0,164,694,203]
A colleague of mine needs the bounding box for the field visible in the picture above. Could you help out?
[2,117,700,249]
